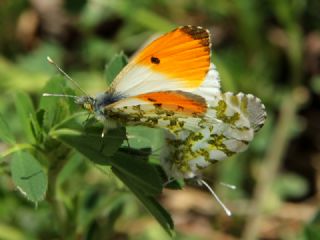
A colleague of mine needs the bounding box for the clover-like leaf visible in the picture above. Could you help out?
[104,52,128,85]
[0,113,15,145]
[11,151,48,203]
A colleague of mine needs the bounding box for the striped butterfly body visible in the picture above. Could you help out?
[46,26,266,215]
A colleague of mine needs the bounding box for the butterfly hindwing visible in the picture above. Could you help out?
[160,92,266,179]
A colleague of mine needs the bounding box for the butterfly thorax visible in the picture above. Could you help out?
[74,91,123,120]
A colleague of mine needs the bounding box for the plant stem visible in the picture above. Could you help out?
[46,143,71,236]
[242,87,308,240]
[0,144,34,160]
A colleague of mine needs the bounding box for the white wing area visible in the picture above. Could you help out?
[109,26,212,98]
[111,62,221,100]
[110,65,194,97]
[192,63,221,101]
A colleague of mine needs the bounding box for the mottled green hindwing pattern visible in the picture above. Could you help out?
[105,92,266,179]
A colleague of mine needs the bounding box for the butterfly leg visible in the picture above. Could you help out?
[99,135,106,152]
[101,123,108,138]
[162,177,176,187]
[99,123,108,152]
[82,112,92,126]
[125,133,131,148]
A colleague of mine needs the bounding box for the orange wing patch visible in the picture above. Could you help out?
[134,26,211,88]
[137,91,207,115]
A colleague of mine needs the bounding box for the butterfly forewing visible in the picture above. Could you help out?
[110,26,211,97]
[105,90,208,132]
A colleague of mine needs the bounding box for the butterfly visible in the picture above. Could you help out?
[45,25,266,215]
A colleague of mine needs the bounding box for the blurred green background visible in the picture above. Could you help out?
[1,0,320,239]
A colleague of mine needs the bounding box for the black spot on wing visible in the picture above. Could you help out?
[151,56,160,64]
[154,103,162,107]
[147,97,157,102]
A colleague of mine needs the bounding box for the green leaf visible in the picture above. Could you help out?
[111,151,162,196]
[113,4,175,32]
[40,76,77,130]
[52,128,111,164]
[11,151,48,203]
[52,126,162,196]
[126,126,165,151]
[52,126,126,165]
[129,8,175,32]
[56,153,83,186]
[311,75,320,94]
[113,167,174,236]
[77,190,126,232]
[64,0,87,14]
[29,109,45,143]
[0,113,15,145]
[303,211,320,240]
[17,42,63,75]
[36,109,45,128]
[304,225,320,240]
[0,223,27,240]
[120,147,152,162]
[273,173,308,199]
[14,91,36,142]
[104,52,128,85]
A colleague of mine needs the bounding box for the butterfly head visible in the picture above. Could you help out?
[75,96,96,113]
[74,92,123,120]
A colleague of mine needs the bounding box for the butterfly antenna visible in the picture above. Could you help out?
[198,179,232,216]
[42,93,78,99]
[47,56,88,96]
[220,182,237,190]
[163,178,176,187]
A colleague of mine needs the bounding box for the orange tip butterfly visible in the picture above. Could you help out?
[44,26,267,216]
